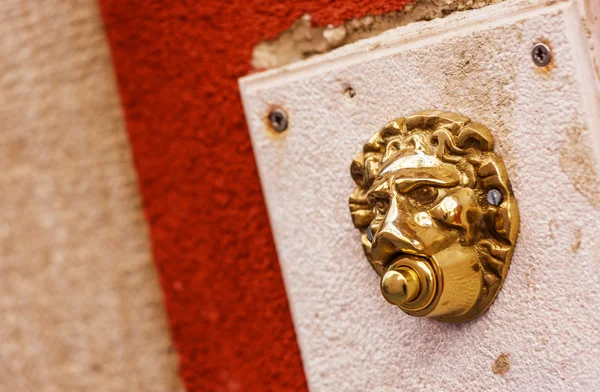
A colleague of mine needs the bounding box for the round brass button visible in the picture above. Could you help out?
[381,266,420,306]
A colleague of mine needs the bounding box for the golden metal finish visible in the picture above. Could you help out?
[349,110,520,323]
[381,266,420,305]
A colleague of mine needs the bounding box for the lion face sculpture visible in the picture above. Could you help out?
[349,111,519,323]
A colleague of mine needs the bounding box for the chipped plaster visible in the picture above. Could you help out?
[252,0,505,69]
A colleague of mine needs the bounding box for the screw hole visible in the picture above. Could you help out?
[344,86,356,99]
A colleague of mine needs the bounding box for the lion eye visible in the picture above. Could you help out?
[409,186,438,204]
[373,199,389,213]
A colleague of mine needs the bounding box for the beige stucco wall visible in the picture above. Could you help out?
[0,1,182,391]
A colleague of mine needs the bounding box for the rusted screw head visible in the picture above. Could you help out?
[268,108,288,133]
[532,43,551,67]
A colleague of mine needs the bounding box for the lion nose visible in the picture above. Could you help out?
[371,198,423,263]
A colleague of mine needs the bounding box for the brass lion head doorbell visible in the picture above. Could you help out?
[349,111,519,324]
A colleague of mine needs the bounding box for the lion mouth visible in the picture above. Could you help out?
[381,251,431,270]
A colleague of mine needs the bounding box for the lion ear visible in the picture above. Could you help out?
[350,152,380,190]
[456,122,494,151]
[382,140,401,163]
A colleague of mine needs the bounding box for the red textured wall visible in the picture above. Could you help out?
[98,1,412,390]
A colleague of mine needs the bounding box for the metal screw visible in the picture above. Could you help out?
[487,189,503,206]
[532,43,552,67]
[366,225,373,242]
[268,108,288,133]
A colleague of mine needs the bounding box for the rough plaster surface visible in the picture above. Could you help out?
[241,1,600,390]
[0,1,182,391]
